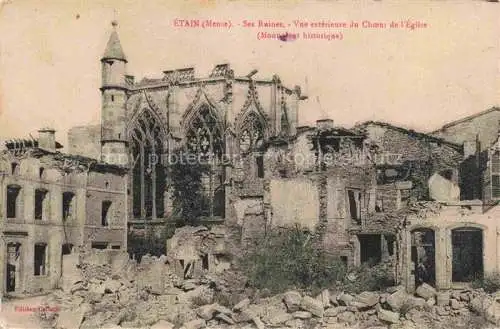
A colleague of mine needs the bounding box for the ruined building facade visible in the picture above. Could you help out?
[68,23,500,292]
[0,129,127,296]
[68,23,306,228]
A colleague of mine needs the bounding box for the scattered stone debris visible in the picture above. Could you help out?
[35,228,500,329]
[41,257,499,329]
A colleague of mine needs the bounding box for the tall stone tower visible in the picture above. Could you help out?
[100,21,128,166]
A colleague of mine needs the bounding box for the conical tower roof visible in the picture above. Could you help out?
[102,21,127,62]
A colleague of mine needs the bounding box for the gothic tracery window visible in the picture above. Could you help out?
[130,109,167,219]
[185,105,225,217]
[238,111,265,178]
[239,112,264,154]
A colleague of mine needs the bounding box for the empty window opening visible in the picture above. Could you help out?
[452,228,483,282]
[202,254,209,271]
[34,243,47,276]
[279,169,288,178]
[61,243,73,255]
[7,185,21,218]
[34,189,49,220]
[347,189,362,224]
[359,234,382,265]
[340,256,348,266]
[386,235,395,256]
[39,167,45,179]
[105,181,109,189]
[11,162,18,175]
[256,156,264,178]
[411,228,436,287]
[111,95,115,102]
[62,192,75,222]
[6,243,21,292]
[101,201,112,226]
[111,245,121,250]
[91,242,108,250]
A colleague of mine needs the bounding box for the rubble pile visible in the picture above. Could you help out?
[43,261,500,329]
[38,226,500,329]
[167,226,218,258]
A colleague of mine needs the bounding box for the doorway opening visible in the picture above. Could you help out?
[411,228,436,287]
[452,227,483,282]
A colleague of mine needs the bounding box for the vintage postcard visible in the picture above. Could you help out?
[0,0,499,328]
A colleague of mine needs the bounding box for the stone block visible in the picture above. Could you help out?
[377,308,400,324]
[415,283,437,300]
[406,296,427,310]
[283,290,302,312]
[293,311,312,319]
[196,304,218,320]
[252,316,265,329]
[268,311,293,325]
[233,298,250,312]
[300,296,325,317]
[355,291,380,307]
[318,289,331,308]
[215,313,235,324]
[182,319,206,329]
[450,299,462,310]
[337,311,356,324]
[338,292,355,306]
[436,292,450,306]
[324,307,340,317]
[386,290,410,312]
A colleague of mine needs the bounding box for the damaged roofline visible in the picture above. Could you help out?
[3,148,128,175]
[358,121,463,152]
[431,107,500,133]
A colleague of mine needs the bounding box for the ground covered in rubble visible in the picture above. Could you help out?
[27,253,500,329]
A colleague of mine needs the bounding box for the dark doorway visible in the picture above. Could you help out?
[411,228,436,287]
[101,201,112,226]
[6,243,20,293]
[34,243,47,276]
[202,255,209,271]
[359,234,382,265]
[62,244,73,255]
[452,228,483,282]
[6,263,16,292]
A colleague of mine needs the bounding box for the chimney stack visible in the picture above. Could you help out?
[316,118,334,130]
[38,128,56,152]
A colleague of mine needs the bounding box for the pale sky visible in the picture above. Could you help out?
[0,0,499,150]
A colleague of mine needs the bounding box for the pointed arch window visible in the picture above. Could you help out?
[238,111,265,178]
[239,112,264,154]
[186,105,224,159]
[185,105,225,218]
[130,109,167,219]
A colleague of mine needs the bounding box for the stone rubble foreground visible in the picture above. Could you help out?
[35,254,500,329]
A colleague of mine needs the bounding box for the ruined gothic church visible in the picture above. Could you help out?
[94,22,307,223]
